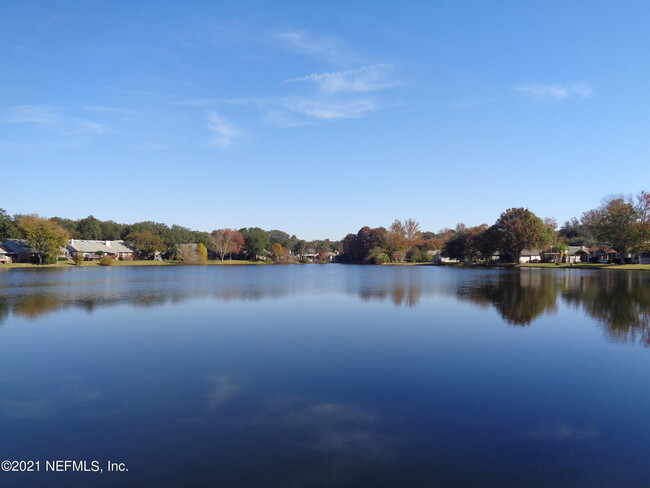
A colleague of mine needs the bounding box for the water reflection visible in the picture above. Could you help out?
[456,271,558,326]
[1,266,649,345]
[562,272,650,345]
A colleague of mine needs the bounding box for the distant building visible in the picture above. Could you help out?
[589,247,620,264]
[0,244,11,264]
[2,239,38,263]
[66,239,135,261]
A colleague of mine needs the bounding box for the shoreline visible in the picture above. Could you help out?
[1,261,649,271]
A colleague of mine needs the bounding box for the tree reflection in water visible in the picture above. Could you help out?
[562,272,650,345]
[0,268,648,345]
[456,271,558,326]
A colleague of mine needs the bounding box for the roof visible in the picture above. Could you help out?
[0,245,8,255]
[67,239,134,254]
[2,239,35,253]
[591,247,618,254]
[521,249,543,255]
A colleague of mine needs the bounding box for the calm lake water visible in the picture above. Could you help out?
[0,265,649,487]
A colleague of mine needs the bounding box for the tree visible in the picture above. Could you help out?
[270,243,290,263]
[176,244,203,265]
[124,231,166,259]
[76,215,102,239]
[197,243,208,264]
[582,194,650,263]
[404,218,423,249]
[558,217,596,247]
[16,215,69,264]
[493,208,554,263]
[292,239,307,257]
[555,242,569,263]
[0,209,19,241]
[209,229,245,261]
[268,230,292,249]
[239,227,270,260]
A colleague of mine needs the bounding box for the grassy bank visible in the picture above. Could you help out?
[519,262,650,271]
[438,262,650,271]
[0,259,267,269]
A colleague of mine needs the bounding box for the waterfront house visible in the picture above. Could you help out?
[589,247,620,264]
[517,249,543,263]
[2,239,38,263]
[0,245,11,264]
[67,239,135,261]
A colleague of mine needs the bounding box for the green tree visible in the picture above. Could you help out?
[558,217,596,247]
[292,239,307,257]
[493,208,554,263]
[239,227,270,260]
[76,215,102,239]
[124,231,166,260]
[0,209,19,241]
[555,242,569,263]
[16,215,69,264]
[582,195,650,263]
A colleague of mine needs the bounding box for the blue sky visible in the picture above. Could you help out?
[2,1,649,240]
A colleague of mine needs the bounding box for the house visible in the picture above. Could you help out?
[66,239,135,261]
[428,250,460,263]
[589,247,620,264]
[543,246,591,264]
[517,249,543,264]
[570,246,591,263]
[640,252,650,265]
[2,239,38,263]
[0,245,11,264]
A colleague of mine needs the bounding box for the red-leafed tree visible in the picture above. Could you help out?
[209,228,245,261]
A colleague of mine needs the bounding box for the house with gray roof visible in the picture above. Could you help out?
[67,239,135,261]
[2,239,38,263]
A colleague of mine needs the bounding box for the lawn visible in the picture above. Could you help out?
[519,262,650,271]
[0,259,267,269]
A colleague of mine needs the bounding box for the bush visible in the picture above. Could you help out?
[73,253,85,265]
[98,256,115,266]
[391,250,407,262]
[406,247,422,262]
[375,252,390,264]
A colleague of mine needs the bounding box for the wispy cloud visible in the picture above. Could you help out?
[274,30,356,64]
[5,105,108,136]
[285,64,394,94]
[206,111,241,147]
[286,98,378,120]
[514,82,592,100]
[6,104,60,125]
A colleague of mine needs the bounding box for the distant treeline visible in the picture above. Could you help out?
[0,211,339,262]
[1,190,648,265]
[338,191,650,264]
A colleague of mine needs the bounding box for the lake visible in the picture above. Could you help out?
[0,265,649,487]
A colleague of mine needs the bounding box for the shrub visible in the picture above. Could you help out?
[391,250,407,262]
[366,246,390,264]
[98,256,114,266]
[375,252,390,264]
[177,244,203,265]
[73,253,85,266]
[406,247,422,262]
